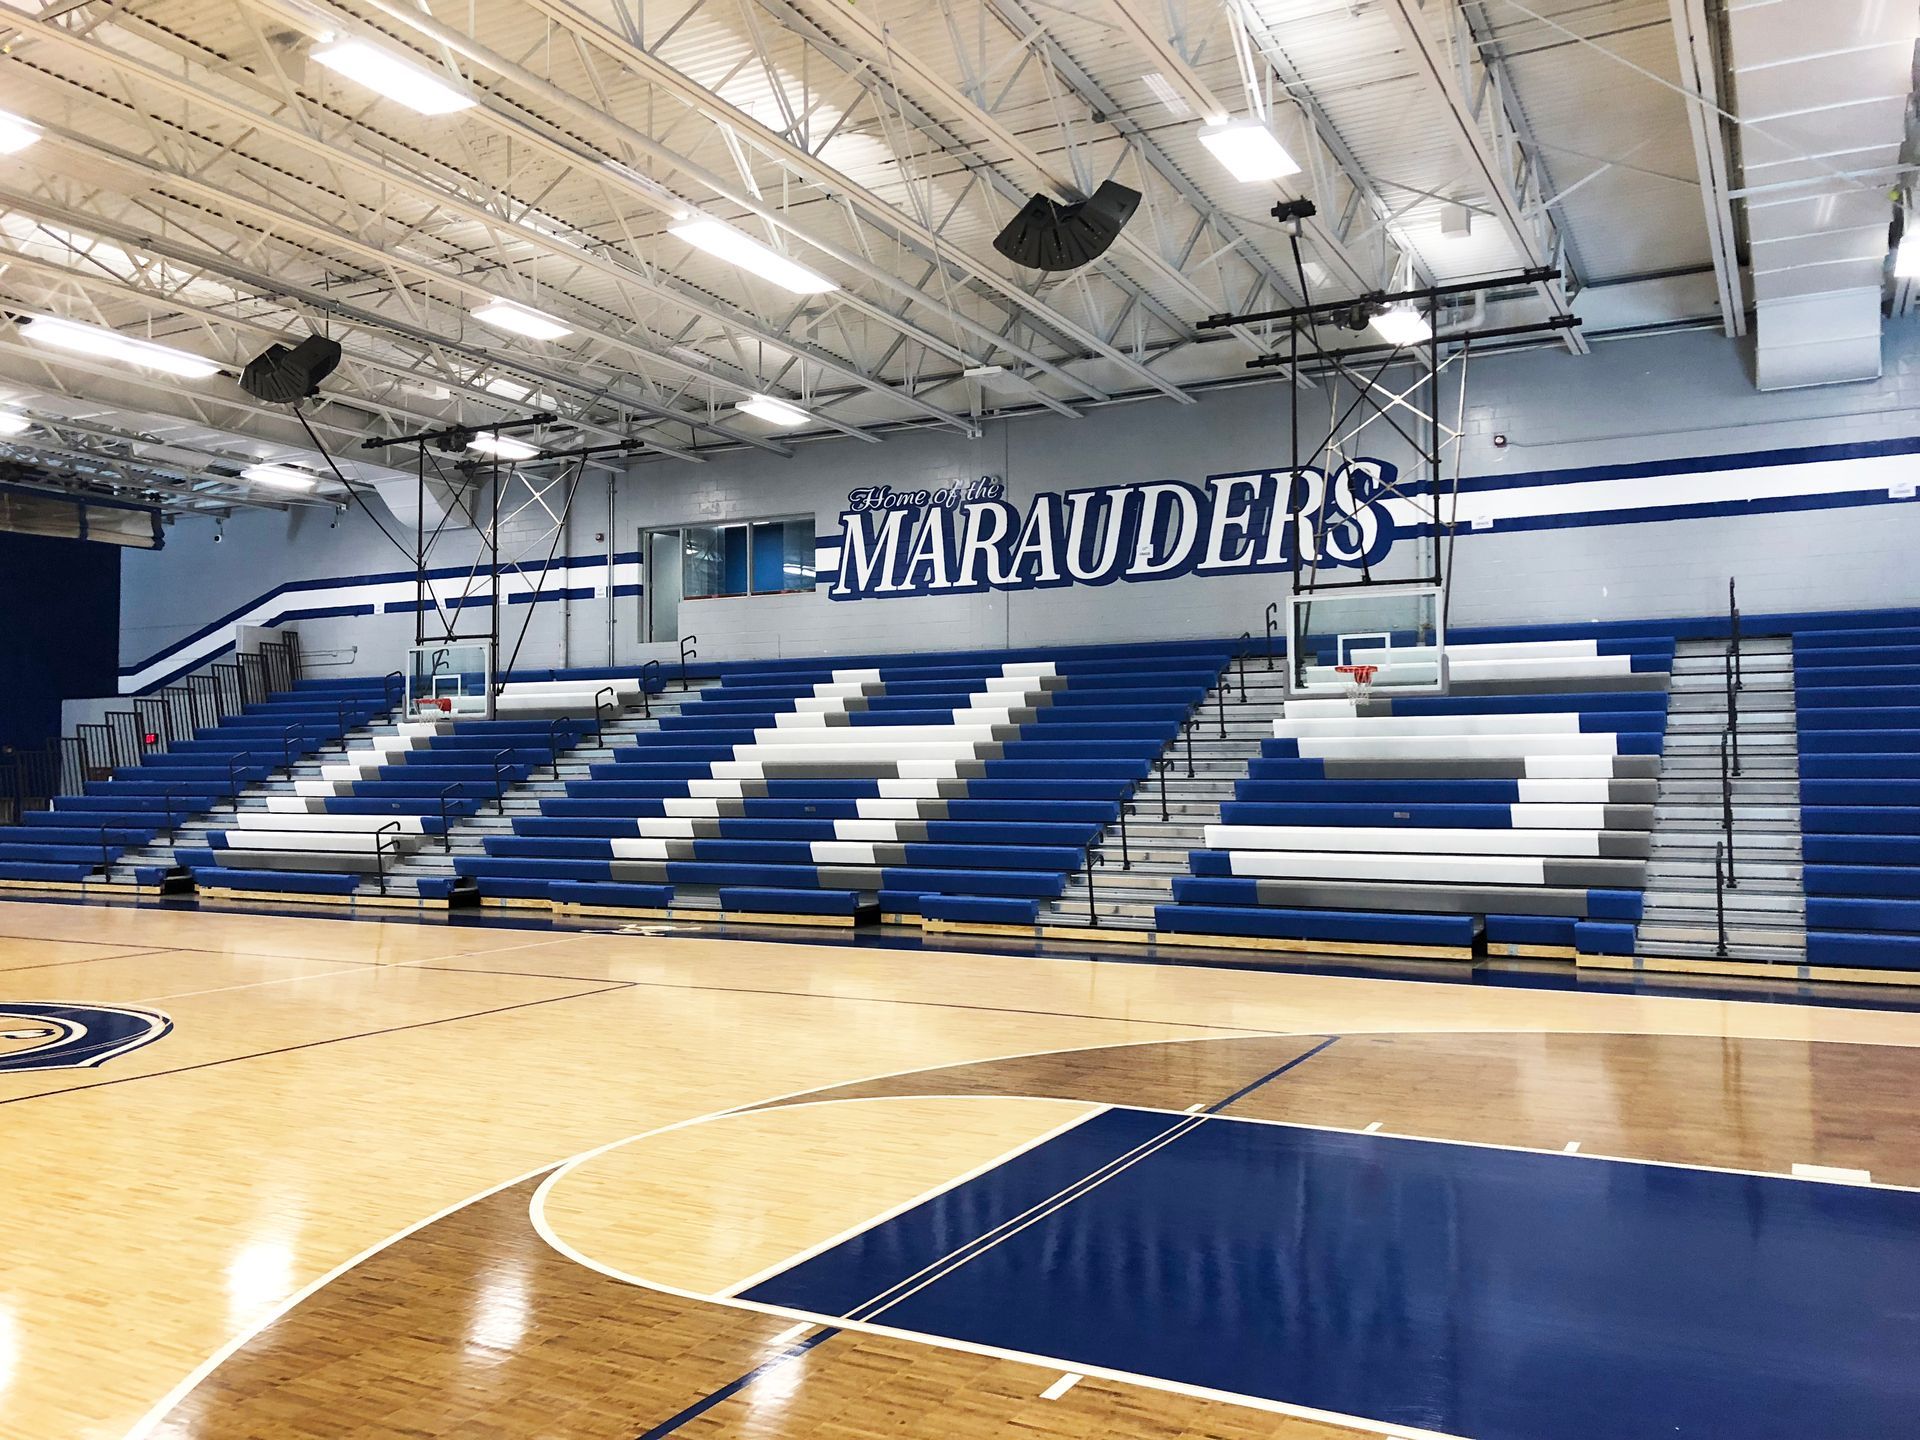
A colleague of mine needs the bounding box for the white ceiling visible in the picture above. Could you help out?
[0,0,1907,515]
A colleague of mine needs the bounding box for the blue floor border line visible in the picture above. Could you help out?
[1205,1035,1340,1112]
[11,890,1920,1016]
[633,1326,842,1440]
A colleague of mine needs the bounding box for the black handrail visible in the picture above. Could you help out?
[383,669,406,715]
[1264,601,1279,671]
[1083,850,1104,928]
[164,785,182,842]
[1714,842,1729,958]
[1720,729,1737,889]
[1184,704,1196,779]
[1724,651,1741,778]
[678,635,700,690]
[438,783,465,854]
[98,822,113,871]
[1116,782,1133,871]
[1234,634,1251,702]
[490,748,512,815]
[280,724,302,770]
[547,717,572,781]
[593,686,618,743]
[639,661,662,718]
[1728,577,1743,692]
[1215,671,1227,738]
[1153,756,1172,823]
[226,756,245,802]
[372,819,402,896]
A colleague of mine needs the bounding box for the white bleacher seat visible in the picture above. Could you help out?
[1206,825,1613,857]
[1274,713,1590,738]
[233,813,429,834]
[1224,851,1558,885]
[1290,734,1624,760]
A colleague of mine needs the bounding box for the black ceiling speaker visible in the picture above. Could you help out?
[993,181,1141,271]
[241,333,343,403]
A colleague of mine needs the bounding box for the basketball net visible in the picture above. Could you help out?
[1333,663,1378,703]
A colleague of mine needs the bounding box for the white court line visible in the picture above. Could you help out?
[1564,1141,1581,1154]
[1183,1102,1204,1113]
[1363,1121,1383,1133]
[1040,1373,1082,1401]
[121,1031,1285,1440]
[1791,1162,1872,1184]
[717,1103,1109,1298]
[768,1322,811,1346]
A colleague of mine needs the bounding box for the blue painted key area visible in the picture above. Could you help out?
[745,1106,1920,1439]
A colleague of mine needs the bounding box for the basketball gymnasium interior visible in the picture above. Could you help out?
[1,1,1917,1436]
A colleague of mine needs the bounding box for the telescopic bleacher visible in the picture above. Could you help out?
[1795,624,1920,976]
[0,677,397,894]
[1156,638,1674,961]
[451,641,1232,926]
[170,674,661,901]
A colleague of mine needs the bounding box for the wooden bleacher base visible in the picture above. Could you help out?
[541,899,866,929]
[0,877,93,894]
[1578,951,1920,989]
[925,917,1477,964]
[198,887,451,911]
[1487,941,1579,960]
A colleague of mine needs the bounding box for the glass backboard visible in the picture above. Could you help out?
[406,643,493,719]
[1285,584,1446,698]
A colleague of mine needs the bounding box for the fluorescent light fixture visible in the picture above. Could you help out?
[0,411,29,436]
[1141,73,1191,119]
[20,315,220,378]
[1196,117,1300,183]
[1896,231,1920,279]
[311,40,475,116]
[468,432,539,461]
[0,110,40,155]
[669,219,837,295]
[471,299,571,341]
[1370,301,1432,347]
[963,364,1007,378]
[242,463,320,491]
[735,394,811,428]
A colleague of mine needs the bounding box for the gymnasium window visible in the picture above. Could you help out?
[671,518,816,600]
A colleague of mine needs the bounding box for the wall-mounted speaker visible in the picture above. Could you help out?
[992,181,1141,271]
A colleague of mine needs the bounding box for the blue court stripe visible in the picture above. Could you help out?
[1203,1035,1340,1113]
[632,1326,842,1440]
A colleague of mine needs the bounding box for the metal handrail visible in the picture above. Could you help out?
[1724,647,1742,778]
[98,823,113,871]
[1713,842,1729,957]
[490,748,512,815]
[1264,601,1279,671]
[1215,669,1227,738]
[1116,783,1133,871]
[280,724,302,770]
[164,785,182,841]
[1234,634,1251,702]
[678,635,700,691]
[383,669,406,715]
[593,686,618,744]
[1184,703,1197,779]
[1720,729,1737,889]
[438,784,465,854]
[1728,576,1743,692]
[547,717,572,781]
[1153,756,1172,823]
[639,661,662,718]
[1083,850,1105,928]
[372,819,402,896]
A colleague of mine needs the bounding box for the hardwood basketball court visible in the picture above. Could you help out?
[4,901,1918,1439]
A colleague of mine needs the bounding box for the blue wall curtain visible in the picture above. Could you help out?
[0,531,121,750]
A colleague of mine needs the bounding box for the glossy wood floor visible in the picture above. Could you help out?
[4,901,1920,1439]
